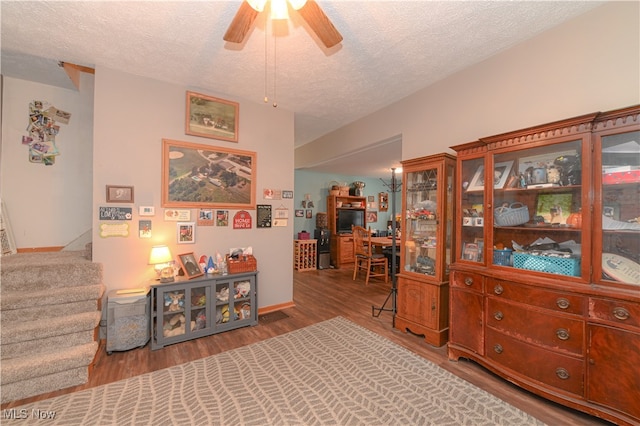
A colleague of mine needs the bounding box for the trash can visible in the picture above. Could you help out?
[106,288,150,354]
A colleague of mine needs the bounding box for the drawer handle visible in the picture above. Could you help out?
[556,298,570,310]
[494,311,504,321]
[494,284,504,295]
[464,277,474,286]
[493,344,503,354]
[556,368,570,380]
[613,307,630,321]
[556,328,570,341]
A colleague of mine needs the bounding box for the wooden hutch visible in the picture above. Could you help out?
[395,153,456,347]
[449,105,640,426]
[327,194,367,268]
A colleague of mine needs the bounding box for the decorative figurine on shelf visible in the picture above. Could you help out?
[554,155,581,186]
[353,181,366,197]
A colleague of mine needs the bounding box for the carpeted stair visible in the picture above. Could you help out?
[0,251,104,403]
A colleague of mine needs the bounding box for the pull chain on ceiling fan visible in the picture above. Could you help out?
[224,0,343,49]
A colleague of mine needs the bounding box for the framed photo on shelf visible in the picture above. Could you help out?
[162,139,256,209]
[185,91,239,142]
[535,193,573,224]
[462,243,480,261]
[467,166,485,192]
[493,161,514,189]
[178,252,203,279]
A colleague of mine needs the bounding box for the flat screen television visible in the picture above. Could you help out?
[337,209,365,233]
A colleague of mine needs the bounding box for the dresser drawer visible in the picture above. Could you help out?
[589,298,640,330]
[451,271,484,293]
[489,278,585,315]
[487,298,584,355]
[486,328,584,397]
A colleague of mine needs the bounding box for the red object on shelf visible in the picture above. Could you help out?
[602,170,640,185]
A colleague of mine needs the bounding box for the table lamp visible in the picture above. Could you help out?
[148,245,174,283]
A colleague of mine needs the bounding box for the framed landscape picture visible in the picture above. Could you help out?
[186,91,239,142]
[162,139,256,209]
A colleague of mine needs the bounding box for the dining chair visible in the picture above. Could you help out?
[352,225,388,285]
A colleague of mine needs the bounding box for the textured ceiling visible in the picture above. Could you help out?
[1,1,604,177]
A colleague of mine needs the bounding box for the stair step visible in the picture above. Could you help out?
[1,251,102,291]
[1,367,90,404]
[1,284,104,311]
[1,341,98,386]
[1,311,101,347]
[1,299,99,322]
[1,330,96,359]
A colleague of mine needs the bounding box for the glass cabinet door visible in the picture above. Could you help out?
[404,166,438,275]
[402,154,454,282]
[491,139,586,278]
[595,130,640,287]
[459,156,485,264]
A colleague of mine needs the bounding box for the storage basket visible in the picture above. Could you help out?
[493,249,513,266]
[226,254,257,274]
[494,202,530,226]
[513,252,580,276]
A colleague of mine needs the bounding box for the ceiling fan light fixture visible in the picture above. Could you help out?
[247,0,267,12]
[270,0,289,20]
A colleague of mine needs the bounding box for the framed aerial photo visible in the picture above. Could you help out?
[162,139,256,209]
[185,91,239,142]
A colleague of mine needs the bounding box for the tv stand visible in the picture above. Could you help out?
[327,194,366,268]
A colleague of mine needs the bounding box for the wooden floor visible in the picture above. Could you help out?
[2,268,612,425]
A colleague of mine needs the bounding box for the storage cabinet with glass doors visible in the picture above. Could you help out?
[395,153,455,347]
[449,106,640,426]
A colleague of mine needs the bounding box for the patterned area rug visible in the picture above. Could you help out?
[9,317,545,425]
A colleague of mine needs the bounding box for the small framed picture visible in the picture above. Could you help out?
[282,190,294,199]
[462,243,479,262]
[177,222,195,244]
[106,185,134,203]
[305,209,313,219]
[178,252,203,279]
[295,209,304,217]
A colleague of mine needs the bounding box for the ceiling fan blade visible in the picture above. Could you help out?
[223,1,259,44]
[297,0,343,48]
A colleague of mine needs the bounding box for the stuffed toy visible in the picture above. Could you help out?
[163,313,186,337]
[234,281,251,299]
[216,287,229,302]
[165,292,184,312]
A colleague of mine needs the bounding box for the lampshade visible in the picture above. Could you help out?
[148,245,172,265]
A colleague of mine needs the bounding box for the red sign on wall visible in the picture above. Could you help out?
[233,210,252,229]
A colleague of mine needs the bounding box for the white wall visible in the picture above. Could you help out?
[92,67,295,308]
[296,2,640,168]
[1,76,94,248]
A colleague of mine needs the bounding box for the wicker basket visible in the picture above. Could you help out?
[494,202,530,226]
[226,254,257,274]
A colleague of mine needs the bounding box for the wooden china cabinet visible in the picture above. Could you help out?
[448,105,640,426]
[395,153,456,347]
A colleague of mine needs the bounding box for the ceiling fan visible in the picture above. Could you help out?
[223,0,343,49]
